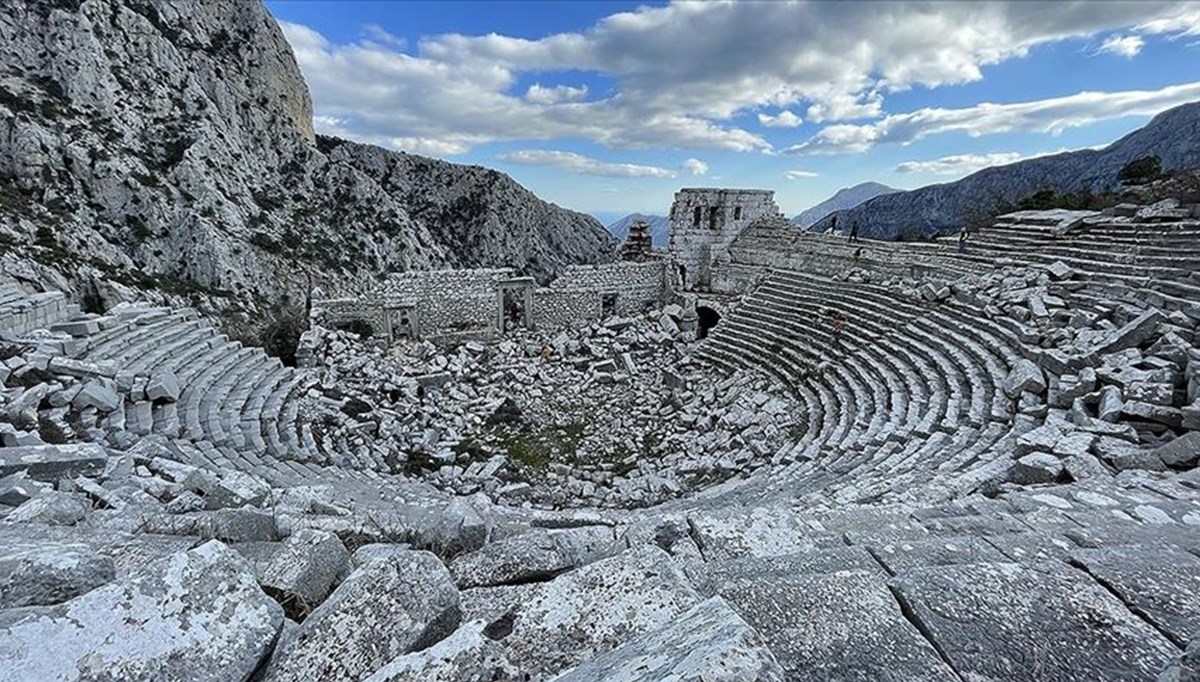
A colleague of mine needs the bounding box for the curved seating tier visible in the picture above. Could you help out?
[696,268,1026,504]
[71,307,350,483]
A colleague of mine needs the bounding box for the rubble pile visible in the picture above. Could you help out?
[303,305,800,508]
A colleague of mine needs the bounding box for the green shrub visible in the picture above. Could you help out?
[1118,156,1162,185]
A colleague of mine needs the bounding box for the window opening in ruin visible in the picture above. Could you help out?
[502,289,526,333]
[678,264,687,288]
[696,306,721,339]
[708,206,719,230]
[692,206,702,227]
[601,293,618,317]
[734,206,742,220]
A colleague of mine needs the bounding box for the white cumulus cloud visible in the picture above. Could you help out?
[496,150,677,178]
[682,158,709,175]
[278,2,1200,157]
[787,80,1200,155]
[785,170,820,179]
[757,111,804,128]
[1097,34,1144,57]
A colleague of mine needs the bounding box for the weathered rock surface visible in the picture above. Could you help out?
[496,545,702,678]
[551,597,785,681]
[891,561,1179,681]
[265,548,461,682]
[0,543,115,608]
[362,619,517,682]
[0,540,282,682]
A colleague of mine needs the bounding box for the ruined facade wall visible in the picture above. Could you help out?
[667,189,780,290]
[382,269,511,336]
[533,289,600,329]
[311,298,387,332]
[552,261,669,315]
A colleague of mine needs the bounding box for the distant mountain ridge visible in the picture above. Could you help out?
[792,182,898,228]
[815,102,1200,239]
[606,214,671,247]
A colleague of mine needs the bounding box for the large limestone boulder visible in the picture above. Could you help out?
[363,619,517,682]
[258,529,351,619]
[550,597,785,681]
[264,548,461,682]
[0,540,282,682]
[1004,359,1047,398]
[496,545,702,678]
[449,525,616,588]
[0,543,115,608]
[4,491,89,526]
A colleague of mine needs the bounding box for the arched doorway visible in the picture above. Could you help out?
[696,306,721,339]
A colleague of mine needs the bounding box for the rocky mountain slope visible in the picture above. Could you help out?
[0,0,614,315]
[791,181,897,228]
[606,213,670,247]
[816,102,1200,238]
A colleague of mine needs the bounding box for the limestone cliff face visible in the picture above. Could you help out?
[0,0,614,311]
[817,102,1200,239]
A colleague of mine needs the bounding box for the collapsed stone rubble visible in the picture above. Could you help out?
[301,305,798,508]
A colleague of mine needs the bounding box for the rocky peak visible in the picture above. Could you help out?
[0,0,612,316]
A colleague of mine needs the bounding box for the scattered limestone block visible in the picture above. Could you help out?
[1094,310,1164,355]
[259,529,351,619]
[0,543,115,608]
[551,597,785,682]
[4,491,89,526]
[1046,260,1073,281]
[0,470,51,506]
[496,545,701,679]
[0,443,107,480]
[145,370,180,402]
[71,380,120,412]
[362,619,517,682]
[1009,453,1064,485]
[181,467,271,509]
[1153,432,1200,469]
[1004,359,1046,398]
[449,525,615,589]
[265,549,461,682]
[0,541,282,682]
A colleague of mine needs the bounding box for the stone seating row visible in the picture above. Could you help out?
[0,283,71,337]
[680,475,1199,680]
[697,268,1026,502]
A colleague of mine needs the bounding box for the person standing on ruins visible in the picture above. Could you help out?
[849,221,860,243]
[830,214,838,236]
[958,227,968,251]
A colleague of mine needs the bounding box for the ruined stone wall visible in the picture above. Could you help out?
[723,221,977,287]
[532,289,600,329]
[311,298,387,333]
[382,269,511,336]
[552,261,669,315]
[668,188,780,290]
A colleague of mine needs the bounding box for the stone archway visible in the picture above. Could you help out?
[696,305,721,339]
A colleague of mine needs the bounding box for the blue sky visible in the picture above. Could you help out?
[267,1,1200,223]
